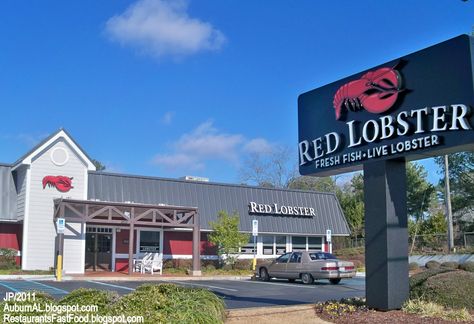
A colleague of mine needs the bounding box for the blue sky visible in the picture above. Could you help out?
[0,0,472,185]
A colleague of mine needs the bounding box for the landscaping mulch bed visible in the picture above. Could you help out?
[321,309,463,323]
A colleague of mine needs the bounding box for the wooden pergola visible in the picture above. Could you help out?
[53,198,200,275]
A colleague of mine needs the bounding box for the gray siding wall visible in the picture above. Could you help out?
[24,140,87,272]
[0,165,17,220]
[15,165,27,220]
[88,173,351,235]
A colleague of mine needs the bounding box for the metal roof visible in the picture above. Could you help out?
[0,165,17,221]
[88,171,351,235]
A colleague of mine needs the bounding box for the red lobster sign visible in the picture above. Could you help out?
[42,175,74,193]
[333,66,403,120]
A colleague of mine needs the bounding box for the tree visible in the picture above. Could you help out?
[208,211,250,268]
[336,174,364,241]
[287,176,337,192]
[239,145,296,188]
[435,152,474,212]
[92,159,106,171]
[406,162,435,221]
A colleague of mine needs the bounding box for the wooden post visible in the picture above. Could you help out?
[128,223,134,275]
[191,212,201,276]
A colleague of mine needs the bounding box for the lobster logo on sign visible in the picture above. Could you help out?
[42,175,74,193]
[333,66,403,120]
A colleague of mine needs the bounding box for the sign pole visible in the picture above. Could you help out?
[55,218,66,281]
[56,233,64,281]
[252,220,258,271]
[364,160,409,310]
[326,229,332,254]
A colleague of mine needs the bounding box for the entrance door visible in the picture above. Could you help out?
[85,232,112,271]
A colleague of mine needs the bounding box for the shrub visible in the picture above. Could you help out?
[0,284,226,324]
[409,262,419,271]
[59,288,119,315]
[0,248,17,269]
[334,247,365,257]
[425,260,440,269]
[163,259,193,270]
[204,264,216,271]
[234,259,252,270]
[409,268,453,290]
[440,261,459,269]
[459,261,474,272]
[403,299,472,322]
[202,259,219,269]
[410,270,474,309]
[111,284,225,324]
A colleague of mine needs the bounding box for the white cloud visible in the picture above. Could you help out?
[243,138,274,155]
[161,111,174,125]
[175,121,244,161]
[151,121,276,172]
[153,153,205,170]
[105,0,226,59]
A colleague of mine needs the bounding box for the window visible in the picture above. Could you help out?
[309,252,336,260]
[240,236,256,254]
[262,235,274,255]
[86,227,112,234]
[289,252,301,263]
[275,236,286,255]
[292,236,306,251]
[139,231,160,253]
[275,253,290,263]
[308,237,322,251]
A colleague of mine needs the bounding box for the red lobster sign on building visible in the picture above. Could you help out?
[333,66,403,120]
[42,175,74,193]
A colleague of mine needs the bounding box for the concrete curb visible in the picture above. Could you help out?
[0,275,57,281]
[356,272,366,277]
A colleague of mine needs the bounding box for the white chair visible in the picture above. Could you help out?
[133,253,152,272]
[140,253,163,275]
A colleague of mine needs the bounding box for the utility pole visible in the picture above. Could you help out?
[444,155,454,252]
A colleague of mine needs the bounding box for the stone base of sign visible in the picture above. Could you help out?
[364,159,409,310]
[190,270,202,276]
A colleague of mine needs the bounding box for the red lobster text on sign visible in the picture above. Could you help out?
[42,175,74,193]
[333,66,403,120]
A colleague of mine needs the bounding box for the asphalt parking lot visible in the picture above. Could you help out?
[0,278,365,309]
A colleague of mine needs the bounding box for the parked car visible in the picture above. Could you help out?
[257,251,355,284]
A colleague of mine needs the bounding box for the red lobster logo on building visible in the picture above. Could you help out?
[333,66,403,120]
[42,176,74,193]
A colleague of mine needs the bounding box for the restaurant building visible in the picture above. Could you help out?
[0,129,350,274]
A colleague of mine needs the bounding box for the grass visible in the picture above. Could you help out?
[0,268,54,275]
[403,299,472,322]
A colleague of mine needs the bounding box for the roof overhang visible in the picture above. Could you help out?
[12,129,96,171]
